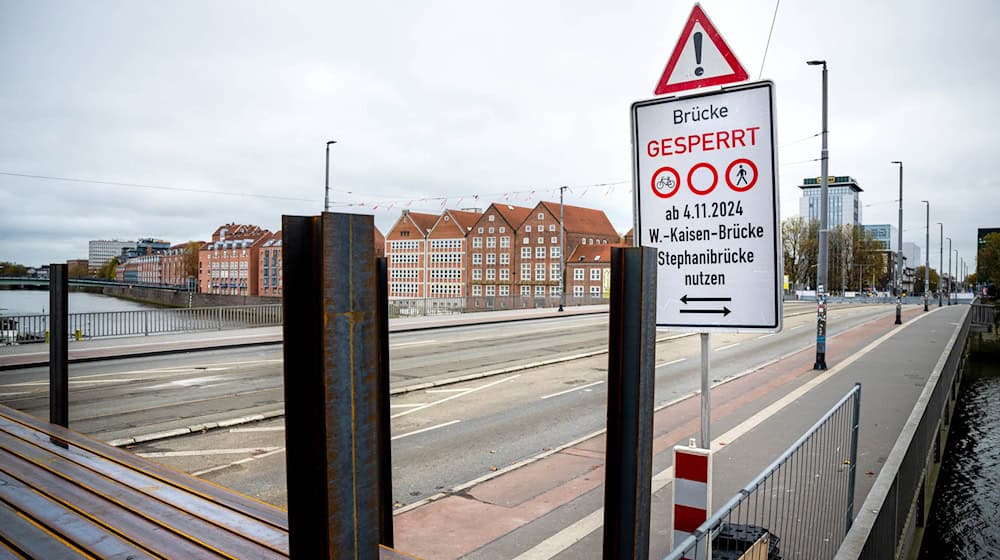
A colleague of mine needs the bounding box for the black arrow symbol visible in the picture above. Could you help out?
[681,295,732,304]
[679,307,732,316]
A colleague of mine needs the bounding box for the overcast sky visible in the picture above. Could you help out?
[1,0,996,276]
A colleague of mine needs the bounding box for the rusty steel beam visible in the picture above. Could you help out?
[602,246,657,560]
[49,263,68,429]
[376,257,394,548]
[282,213,385,559]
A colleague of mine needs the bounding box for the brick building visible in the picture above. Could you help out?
[565,244,629,303]
[161,242,202,289]
[198,224,270,296]
[467,203,532,306]
[421,209,482,307]
[385,210,439,299]
[515,201,620,304]
[257,232,282,297]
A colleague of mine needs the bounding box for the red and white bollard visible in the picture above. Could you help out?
[672,443,713,558]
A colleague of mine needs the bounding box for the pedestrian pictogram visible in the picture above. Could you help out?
[632,81,782,332]
[654,3,749,96]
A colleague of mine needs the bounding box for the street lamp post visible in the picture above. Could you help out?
[937,222,943,307]
[947,237,952,305]
[891,161,903,324]
[558,186,567,312]
[808,59,829,370]
[921,200,929,312]
[324,140,337,212]
[954,249,959,304]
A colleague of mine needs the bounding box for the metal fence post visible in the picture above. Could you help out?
[281,213,384,559]
[603,246,656,560]
[49,263,69,428]
[846,383,862,532]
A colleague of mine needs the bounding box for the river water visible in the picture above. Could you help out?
[920,346,1000,559]
[0,290,160,316]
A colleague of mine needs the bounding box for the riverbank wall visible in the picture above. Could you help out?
[100,286,280,308]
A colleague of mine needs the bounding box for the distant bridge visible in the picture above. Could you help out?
[0,277,187,292]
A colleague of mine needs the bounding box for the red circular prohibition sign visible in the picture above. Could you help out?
[687,162,718,195]
[651,166,681,199]
[726,158,758,192]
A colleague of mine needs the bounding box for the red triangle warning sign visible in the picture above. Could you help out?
[654,3,748,95]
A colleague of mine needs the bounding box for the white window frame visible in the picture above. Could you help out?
[574,269,584,280]
[591,269,602,281]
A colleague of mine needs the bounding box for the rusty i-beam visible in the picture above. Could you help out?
[281,212,393,558]
[602,246,657,560]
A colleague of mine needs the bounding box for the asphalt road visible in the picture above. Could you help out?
[0,301,901,510]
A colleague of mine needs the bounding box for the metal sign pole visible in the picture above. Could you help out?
[700,333,710,448]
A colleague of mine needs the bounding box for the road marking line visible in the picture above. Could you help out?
[136,447,281,458]
[715,343,740,351]
[392,340,438,348]
[656,358,687,369]
[541,381,604,400]
[390,403,429,408]
[789,324,804,330]
[756,333,775,339]
[191,447,286,477]
[391,375,520,419]
[423,388,472,394]
[392,420,460,441]
[513,307,936,559]
[229,426,285,433]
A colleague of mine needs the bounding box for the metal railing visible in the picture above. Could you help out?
[666,384,862,560]
[387,294,609,318]
[970,300,997,329]
[0,304,282,344]
[836,305,971,559]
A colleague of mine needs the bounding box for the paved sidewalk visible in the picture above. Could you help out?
[391,304,969,559]
[0,304,609,370]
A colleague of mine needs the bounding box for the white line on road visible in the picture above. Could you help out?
[789,324,804,330]
[540,381,604,400]
[391,375,521,419]
[392,340,438,348]
[656,358,687,369]
[423,388,473,394]
[229,427,285,433]
[136,447,282,458]
[191,447,287,477]
[392,420,460,441]
[756,333,775,339]
[715,343,740,351]
[513,307,934,559]
[390,403,428,408]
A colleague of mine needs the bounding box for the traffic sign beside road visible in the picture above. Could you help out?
[632,81,782,332]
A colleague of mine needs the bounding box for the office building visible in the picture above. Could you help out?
[798,176,863,227]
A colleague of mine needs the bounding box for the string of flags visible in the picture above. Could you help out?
[331,181,630,213]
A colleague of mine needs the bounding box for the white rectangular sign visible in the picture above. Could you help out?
[632,81,782,332]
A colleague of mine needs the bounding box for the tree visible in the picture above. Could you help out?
[68,262,89,278]
[913,266,940,295]
[98,257,119,280]
[0,261,28,277]
[979,232,1000,285]
[782,217,818,291]
[183,241,202,288]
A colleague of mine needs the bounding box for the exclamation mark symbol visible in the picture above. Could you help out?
[693,32,704,76]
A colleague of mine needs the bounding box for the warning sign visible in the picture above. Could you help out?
[654,3,748,95]
[632,81,782,332]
